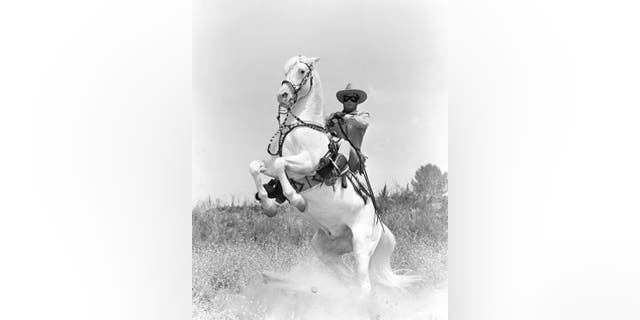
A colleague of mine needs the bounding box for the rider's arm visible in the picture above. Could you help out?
[345,111,370,129]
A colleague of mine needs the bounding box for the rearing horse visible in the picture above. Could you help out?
[249,55,418,298]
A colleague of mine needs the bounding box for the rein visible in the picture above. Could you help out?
[335,117,382,226]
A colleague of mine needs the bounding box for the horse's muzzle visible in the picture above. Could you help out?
[277,84,295,105]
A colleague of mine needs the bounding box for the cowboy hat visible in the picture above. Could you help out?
[336,83,367,104]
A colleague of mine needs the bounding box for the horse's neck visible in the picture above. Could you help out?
[286,76,324,125]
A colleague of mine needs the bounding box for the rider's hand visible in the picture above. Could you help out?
[327,112,345,127]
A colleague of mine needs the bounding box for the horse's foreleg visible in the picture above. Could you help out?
[249,160,278,216]
[276,168,307,211]
[264,152,315,212]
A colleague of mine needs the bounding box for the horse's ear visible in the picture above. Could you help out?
[302,56,320,66]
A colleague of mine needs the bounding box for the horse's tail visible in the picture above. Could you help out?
[369,222,422,290]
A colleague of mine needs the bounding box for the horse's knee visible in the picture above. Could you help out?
[249,160,263,176]
[353,249,371,270]
[282,187,297,200]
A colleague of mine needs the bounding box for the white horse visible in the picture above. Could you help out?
[249,55,418,299]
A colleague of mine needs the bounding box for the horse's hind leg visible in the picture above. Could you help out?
[249,160,278,216]
[351,224,382,300]
[311,229,354,281]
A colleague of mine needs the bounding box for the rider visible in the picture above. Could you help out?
[326,83,370,173]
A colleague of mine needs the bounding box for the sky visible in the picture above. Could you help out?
[193,0,447,203]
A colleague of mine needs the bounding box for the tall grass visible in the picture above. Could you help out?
[192,164,448,319]
[192,203,315,246]
[193,185,447,246]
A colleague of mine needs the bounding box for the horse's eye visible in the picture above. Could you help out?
[299,70,305,74]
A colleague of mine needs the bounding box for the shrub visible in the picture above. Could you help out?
[192,163,448,246]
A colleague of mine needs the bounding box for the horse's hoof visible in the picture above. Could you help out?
[294,202,306,212]
[263,206,278,217]
[290,195,306,212]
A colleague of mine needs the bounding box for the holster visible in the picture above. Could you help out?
[316,153,348,183]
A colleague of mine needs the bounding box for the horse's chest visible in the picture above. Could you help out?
[302,190,359,227]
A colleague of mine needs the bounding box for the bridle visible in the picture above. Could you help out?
[280,60,314,107]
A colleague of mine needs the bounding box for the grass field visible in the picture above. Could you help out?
[192,165,448,319]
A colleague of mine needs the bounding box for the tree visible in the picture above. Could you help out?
[410,164,448,241]
[411,164,447,198]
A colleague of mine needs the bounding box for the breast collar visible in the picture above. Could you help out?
[266,111,328,157]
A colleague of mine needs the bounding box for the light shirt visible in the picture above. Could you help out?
[326,110,370,150]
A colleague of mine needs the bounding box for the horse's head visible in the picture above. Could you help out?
[277,55,320,106]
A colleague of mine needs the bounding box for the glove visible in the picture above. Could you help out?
[327,112,344,125]
[326,112,341,127]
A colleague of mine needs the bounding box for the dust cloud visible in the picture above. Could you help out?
[235,259,447,320]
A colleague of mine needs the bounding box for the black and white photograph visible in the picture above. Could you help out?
[192,0,447,318]
[11,0,640,319]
